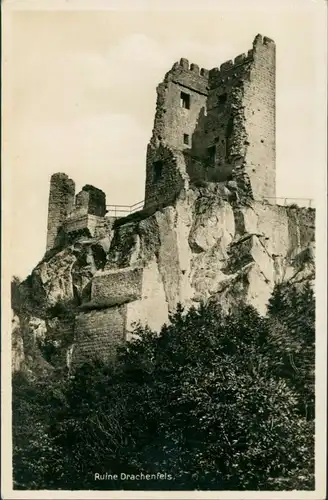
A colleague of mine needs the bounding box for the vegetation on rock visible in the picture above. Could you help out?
[12,283,315,491]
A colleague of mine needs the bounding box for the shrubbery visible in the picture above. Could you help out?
[12,284,315,490]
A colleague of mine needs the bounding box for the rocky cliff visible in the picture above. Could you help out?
[12,185,315,373]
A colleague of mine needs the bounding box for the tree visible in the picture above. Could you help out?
[12,371,68,489]
[12,284,315,490]
[45,299,314,490]
[266,283,315,420]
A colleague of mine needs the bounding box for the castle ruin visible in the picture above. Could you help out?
[10,32,316,376]
[145,33,276,208]
[46,34,276,250]
[33,33,315,370]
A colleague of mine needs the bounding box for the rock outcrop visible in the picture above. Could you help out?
[12,185,315,372]
[12,311,24,372]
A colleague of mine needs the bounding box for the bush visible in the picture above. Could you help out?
[12,285,315,490]
[12,371,68,489]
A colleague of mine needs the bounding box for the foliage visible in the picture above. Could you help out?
[11,276,33,317]
[11,274,45,318]
[12,284,315,491]
[266,283,315,420]
[37,300,77,368]
[46,300,76,321]
[12,371,67,489]
[11,276,22,314]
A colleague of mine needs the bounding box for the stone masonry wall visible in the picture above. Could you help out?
[144,33,276,206]
[81,185,106,217]
[63,214,105,238]
[35,182,315,371]
[145,60,208,206]
[72,306,126,365]
[151,62,208,149]
[46,180,107,250]
[242,35,276,200]
[74,190,89,217]
[46,173,75,250]
[190,52,254,183]
[144,144,189,208]
[71,260,169,367]
[90,267,143,307]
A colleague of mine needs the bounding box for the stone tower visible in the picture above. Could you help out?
[144,33,276,207]
[46,173,75,250]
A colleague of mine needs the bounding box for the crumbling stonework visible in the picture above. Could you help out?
[242,35,276,199]
[63,214,110,239]
[28,186,315,369]
[144,144,188,209]
[46,173,75,250]
[16,33,314,373]
[79,185,106,217]
[46,34,276,251]
[72,306,127,365]
[46,182,107,251]
[144,33,276,206]
[72,258,169,363]
[90,267,144,308]
[19,180,315,372]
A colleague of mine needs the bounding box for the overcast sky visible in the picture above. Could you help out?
[4,0,326,279]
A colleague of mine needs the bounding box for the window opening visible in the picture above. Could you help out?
[180,92,191,109]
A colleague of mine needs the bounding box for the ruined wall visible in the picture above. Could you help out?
[72,260,169,366]
[74,190,89,217]
[150,60,208,149]
[70,191,314,368]
[63,214,107,239]
[144,33,276,205]
[90,267,144,308]
[80,185,106,217]
[144,60,208,206]
[242,35,276,200]
[192,51,254,183]
[191,33,276,198]
[46,173,75,250]
[28,183,315,372]
[46,180,107,250]
[72,306,126,365]
[144,144,188,208]
[65,185,106,223]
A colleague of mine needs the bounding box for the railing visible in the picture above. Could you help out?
[66,196,315,221]
[105,196,315,218]
[105,200,145,218]
[264,197,315,208]
[105,194,162,218]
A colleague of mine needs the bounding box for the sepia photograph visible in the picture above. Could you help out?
[2,0,327,498]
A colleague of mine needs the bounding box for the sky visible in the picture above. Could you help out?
[3,0,327,279]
